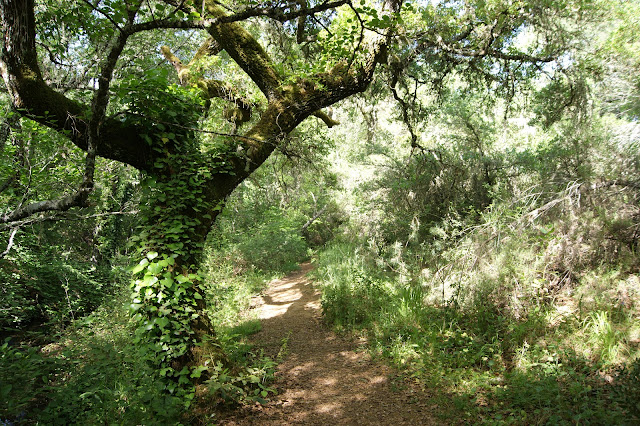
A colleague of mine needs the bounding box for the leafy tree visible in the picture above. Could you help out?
[0,0,593,388]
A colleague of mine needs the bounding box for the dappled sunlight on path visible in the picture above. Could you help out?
[218,263,437,425]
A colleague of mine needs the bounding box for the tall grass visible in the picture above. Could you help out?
[314,184,640,424]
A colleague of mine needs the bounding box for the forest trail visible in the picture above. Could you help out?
[218,262,438,425]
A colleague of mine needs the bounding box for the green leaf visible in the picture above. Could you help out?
[131,258,149,274]
[156,317,170,328]
[141,275,159,287]
[190,365,207,378]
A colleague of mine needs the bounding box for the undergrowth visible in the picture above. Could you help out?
[0,248,287,424]
[314,183,640,424]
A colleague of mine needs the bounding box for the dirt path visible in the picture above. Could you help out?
[218,263,437,425]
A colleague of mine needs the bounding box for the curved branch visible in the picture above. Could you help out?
[0,0,153,170]
[1,188,92,224]
[313,110,339,127]
[204,3,282,100]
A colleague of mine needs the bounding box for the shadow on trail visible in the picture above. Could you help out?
[219,263,436,425]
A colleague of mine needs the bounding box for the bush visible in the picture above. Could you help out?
[0,285,185,425]
[313,242,395,328]
[234,208,308,272]
[0,245,114,332]
[0,339,62,421]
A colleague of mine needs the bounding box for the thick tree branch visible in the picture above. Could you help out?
[234,29,393,178]
[296,0,309,43]
[0,0,153,224]
[0,0,153,171]
[1,190,93,224]
[204,3,282,100]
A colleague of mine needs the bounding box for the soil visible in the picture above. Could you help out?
[217,262,438,425]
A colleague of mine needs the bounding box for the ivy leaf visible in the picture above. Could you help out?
[176,275,190,284]
[156,317,170,328]
[131,258,149,274]
[142,275,159,287]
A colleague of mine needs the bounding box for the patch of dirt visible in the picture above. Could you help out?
[217,262,438,425]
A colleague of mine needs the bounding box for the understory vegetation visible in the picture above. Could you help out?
[0,175,307,423]
[312,98,640,423]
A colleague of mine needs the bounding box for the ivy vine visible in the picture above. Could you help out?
[122,76,235,400]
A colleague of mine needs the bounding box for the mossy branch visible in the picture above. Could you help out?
[160,44,254,130]
[204,3,282,100]
[313,110,340,127]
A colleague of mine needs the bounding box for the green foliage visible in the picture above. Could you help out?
[0,339,62,420]
[38,340,186,425]
[118,68,205,132]
[312,242,394,328]
[0,99,139,331]
[0,253,110,330]
[614,357,640,418]
[227,207,308,273]
[202,257,268,328]
[0,284,186,425]
[315,235,639,423]
[0,252,277,424]
[3,0,640,423]
[204,355,276,405]
[314,29,640,420]
[207,129,343,274]
[0,211,130,333]
[129,251,203,390]
[120,73,284,408]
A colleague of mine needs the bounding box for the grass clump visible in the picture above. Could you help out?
[312,243,396,329]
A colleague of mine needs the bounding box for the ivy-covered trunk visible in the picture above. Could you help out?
[128,131,239,390]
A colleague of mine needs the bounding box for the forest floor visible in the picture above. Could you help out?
[216,263,439,425]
